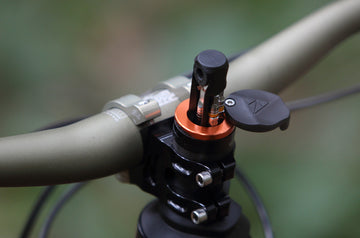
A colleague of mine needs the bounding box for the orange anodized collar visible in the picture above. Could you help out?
[174,99,235,141]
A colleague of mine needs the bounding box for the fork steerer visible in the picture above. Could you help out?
[131,50,250,237]
[188,49,228,127]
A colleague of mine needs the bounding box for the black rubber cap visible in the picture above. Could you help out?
[224,89,290,132]
[193,50,228,95]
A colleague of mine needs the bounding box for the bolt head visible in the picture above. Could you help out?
[138,100,150,106]
[191,208,208,224]
[196,171,213,187]
[225,98,236,107]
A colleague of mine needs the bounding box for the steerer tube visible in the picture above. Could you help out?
[188,50,228,127]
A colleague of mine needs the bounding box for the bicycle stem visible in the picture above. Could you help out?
[0,0,359,186]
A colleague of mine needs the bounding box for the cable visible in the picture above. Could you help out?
[19,186,56,238]
[235,167,274,238]
[286,83,360,111]
[20,118,88,238]
[38,182,87,238]
[232,84,360,238]
[233,83,360,237]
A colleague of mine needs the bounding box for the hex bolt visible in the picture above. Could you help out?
[137,100,150,106]
[225,98,236,107]
[191,208,208,224]
[196,171,213,187]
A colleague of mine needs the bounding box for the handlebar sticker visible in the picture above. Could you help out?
[143,90,178,107]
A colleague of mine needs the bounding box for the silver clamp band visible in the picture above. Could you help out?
[103,76,190,126]
[152,76,191,101]
[103,94,161,125]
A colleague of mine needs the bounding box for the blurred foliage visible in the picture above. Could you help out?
[0,0,359,237]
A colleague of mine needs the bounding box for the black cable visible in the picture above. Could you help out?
[233,83,360,238]
[20,117,88,238]
[286,83,360,111]
[235,167,274,238]
[19,186,56,238]
[39,182,87,238]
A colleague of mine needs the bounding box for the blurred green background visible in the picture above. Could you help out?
[0,0,359,237]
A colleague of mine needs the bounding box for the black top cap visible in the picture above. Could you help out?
[193,50,228,95]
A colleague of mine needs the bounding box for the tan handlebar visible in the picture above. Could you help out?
[0,0,359,186]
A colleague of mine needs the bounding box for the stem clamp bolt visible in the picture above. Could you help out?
[196,171,213,187]
[191,208,208,224]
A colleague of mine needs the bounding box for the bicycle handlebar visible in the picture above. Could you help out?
[226,0,360,94]
[0,0,359,186]
[0,111,142,186]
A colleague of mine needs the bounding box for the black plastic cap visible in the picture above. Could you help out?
[193,50,228,95]
[224,90,290,132]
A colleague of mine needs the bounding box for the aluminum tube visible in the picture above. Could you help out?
[0,0,359,186]
[226,0,360,95]
[0,109,142,186]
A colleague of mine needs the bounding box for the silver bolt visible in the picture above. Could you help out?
[138,100,150,106]
[225,98,236,107]
[191,208,208,224]
[196,171,213,187]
